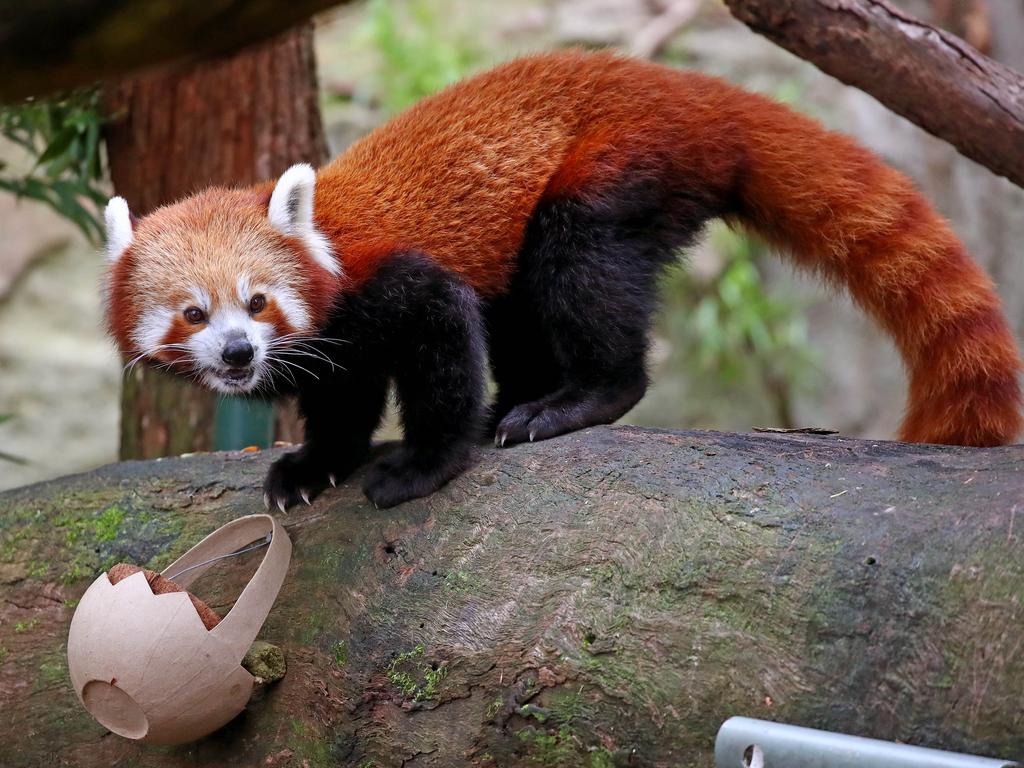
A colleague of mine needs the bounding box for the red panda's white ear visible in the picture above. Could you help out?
[269,163,317,235]
[268,163,340,276]
[104,197,133,262]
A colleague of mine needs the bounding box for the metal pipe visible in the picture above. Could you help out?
[715,717,1018,768]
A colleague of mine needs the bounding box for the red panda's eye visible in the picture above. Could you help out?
[249,294,266,314]
[184,307,206,324]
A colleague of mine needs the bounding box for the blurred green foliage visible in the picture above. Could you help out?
[658,223,818,427]
[355,0,480,114]
[692,226,816,384]
[0,89,107,242]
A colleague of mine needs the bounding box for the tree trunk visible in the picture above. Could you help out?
[104,23,327,460]
[1,426,1022,766]
[722,0,1024,189]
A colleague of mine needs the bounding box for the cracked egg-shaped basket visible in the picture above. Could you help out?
[67,514,291,745]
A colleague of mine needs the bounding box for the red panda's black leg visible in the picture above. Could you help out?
[495,178,716,446]
[264,253,485,509]
[353,254,487,508]
[264,371,388,510]
[484,288,563,431]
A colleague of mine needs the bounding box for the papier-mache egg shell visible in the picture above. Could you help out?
[67,569,255,745]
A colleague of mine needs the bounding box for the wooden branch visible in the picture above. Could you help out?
[2,426,1023,765]
[723,0,1024,188]
[0,0,353,101]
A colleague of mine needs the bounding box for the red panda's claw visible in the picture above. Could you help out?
[276,497,286,514]
[328,474,337,487]
[300,489,312,506]
[263,492,271,511]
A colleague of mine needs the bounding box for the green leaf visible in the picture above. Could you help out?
[1,88,108,242]
[84,119,101,180]
[35,123,78,166]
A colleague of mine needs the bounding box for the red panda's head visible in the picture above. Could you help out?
[103,164,342,394]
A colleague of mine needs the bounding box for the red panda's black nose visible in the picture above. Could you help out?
[222,339,254,366]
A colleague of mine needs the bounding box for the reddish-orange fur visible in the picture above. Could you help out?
[110,50,1023,445]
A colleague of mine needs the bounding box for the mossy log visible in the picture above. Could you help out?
[1,426,1022,767]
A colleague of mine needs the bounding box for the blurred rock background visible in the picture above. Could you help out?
[1,0,1022,490]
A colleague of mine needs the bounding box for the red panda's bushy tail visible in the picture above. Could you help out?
[729,95,1022,446]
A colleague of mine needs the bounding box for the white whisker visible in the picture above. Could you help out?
[279,345,337,369]
[268,355,320,381]
[123,342,193,375]
[266,357,298,388]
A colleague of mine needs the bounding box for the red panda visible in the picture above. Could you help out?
[103,50,1024,509]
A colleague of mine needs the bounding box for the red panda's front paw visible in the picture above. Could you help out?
[264,448,348,512]
[362,444,475,509]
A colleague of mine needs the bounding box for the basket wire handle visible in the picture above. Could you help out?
[160,514,292,661]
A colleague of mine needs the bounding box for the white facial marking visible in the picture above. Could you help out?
[188,285,211,311]
[236,275,252,305]
[133,307,175,353]
[268,163,341,276]
[104,197,133,262]
[272,285,312,331]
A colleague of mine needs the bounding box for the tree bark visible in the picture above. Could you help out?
[1,426,1022,766]
[0,1,353,102]
[722,0,1024,189]
[104,24,327,460]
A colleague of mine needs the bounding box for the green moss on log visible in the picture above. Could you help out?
[242,641,287,684]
